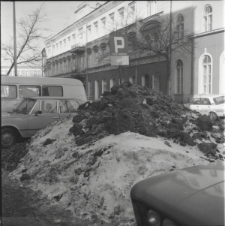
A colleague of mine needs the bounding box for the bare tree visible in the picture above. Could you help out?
[1,3,48,76]
[95,11,192,94]
[131,16,192,94]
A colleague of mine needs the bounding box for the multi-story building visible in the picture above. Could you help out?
[1,56,42,77]
[44,1,225,103]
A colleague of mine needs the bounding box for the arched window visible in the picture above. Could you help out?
[145,74,150,87]
[176,14,184,39]
[204,5,212,32]
[202,55,212,93]
[176,60,183,94]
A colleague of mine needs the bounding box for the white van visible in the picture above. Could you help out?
[1,76,87,112]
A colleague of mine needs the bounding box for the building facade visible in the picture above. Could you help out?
[44,1,225,103]
[1,56,42,77]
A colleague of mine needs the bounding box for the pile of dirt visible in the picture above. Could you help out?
[70,81,224,160]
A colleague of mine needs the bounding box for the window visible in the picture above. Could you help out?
[42,86,63,96]
[102,79,107,93]
[176,14,184,39]
[109,12,114,22]
[1,85,17,98]
[68,36,71,47]
[87,53,92,67]
[101,17,106,35]
[56,43,58,51]
[142,75,150,87]
[148,1,157,16]
[88,81,93,99]
[41,100,57,113]
[202,55,212,93]
[110,78,116,88]
[128,2,135,20]
[72,34,75,41]
[87,25,91,36]
[59,100,79,113]
[78,28,83,40]
[94,80,100,100]
[118,7,124,19]
[94,22,98,33]
[60,41,62,50]
[176,60,183,94]
[64,39,66,47]
[19,85,41,97]
[204,5,212,31]
[30,100,41,114]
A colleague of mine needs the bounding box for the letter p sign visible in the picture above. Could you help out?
[110,34,128,56]
[114,37,124,53]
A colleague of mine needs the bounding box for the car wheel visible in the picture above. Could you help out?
[209,112,218,121]
[1,128,17,148]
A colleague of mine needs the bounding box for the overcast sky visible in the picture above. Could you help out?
[1,1,83,51]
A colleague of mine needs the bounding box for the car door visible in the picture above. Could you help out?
[199,98,211,115]
[28,99,59,137]
[189,98,201,112]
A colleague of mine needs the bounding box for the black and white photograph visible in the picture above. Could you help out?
[1,1,225,226]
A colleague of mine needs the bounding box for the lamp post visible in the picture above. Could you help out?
[13,1,17,76]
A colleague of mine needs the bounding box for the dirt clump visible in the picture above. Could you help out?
[70,82,224,161]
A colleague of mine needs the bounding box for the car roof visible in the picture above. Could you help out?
[23,96,83,101]
[131,161,225,225]
[192,94,224,98]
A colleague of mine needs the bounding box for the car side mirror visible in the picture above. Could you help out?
[35,111,42,116]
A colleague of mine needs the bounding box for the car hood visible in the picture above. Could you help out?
[131,161,225,226]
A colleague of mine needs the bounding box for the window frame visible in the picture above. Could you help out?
[176,59,183,94]
[204,5,212,32]
[202,55,212,94]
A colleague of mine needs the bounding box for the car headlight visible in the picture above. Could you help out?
[163,218,177,226]
[147,209,161,226]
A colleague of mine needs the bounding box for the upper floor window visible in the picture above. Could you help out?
[118,7,124,19]
[60,41,62,50]
[176,14,184,39]
[101,17,106,35]
[109,12,114,22]
[204,5,212,31]
[78,28,83,40]
[176,59,183,94]
[64,39,66,47]
[202,55,212,93]
[94,21,98,33]
[148,1,157,16]
[128,2,135,16]
[87,25,91,36]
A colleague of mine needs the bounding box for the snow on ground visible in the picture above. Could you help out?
[10,116,216,225]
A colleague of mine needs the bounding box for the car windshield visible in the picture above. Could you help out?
[213,96,225,105]
[15,98,37,114]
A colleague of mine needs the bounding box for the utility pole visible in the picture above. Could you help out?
[13,1,17,76]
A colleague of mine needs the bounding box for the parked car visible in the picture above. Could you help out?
[186,94,225,120]
[130,161,225,226]
[1,76,87,113]
[1,96,85,148]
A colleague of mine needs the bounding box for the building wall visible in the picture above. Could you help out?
[44,1,225,102]
[193,31,224,95]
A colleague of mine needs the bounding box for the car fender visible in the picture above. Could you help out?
[1,124,27,138]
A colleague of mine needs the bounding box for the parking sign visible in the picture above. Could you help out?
[110,34,128,56]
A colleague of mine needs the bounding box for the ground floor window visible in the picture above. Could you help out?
[102,79,107,94]
[202,55,212,94]
[176,59,183,94]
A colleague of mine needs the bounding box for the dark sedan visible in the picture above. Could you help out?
[130,161,225,226]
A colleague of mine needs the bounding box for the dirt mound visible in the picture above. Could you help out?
[69,82,224,160]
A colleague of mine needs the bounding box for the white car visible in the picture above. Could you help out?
[187,94,225,120]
